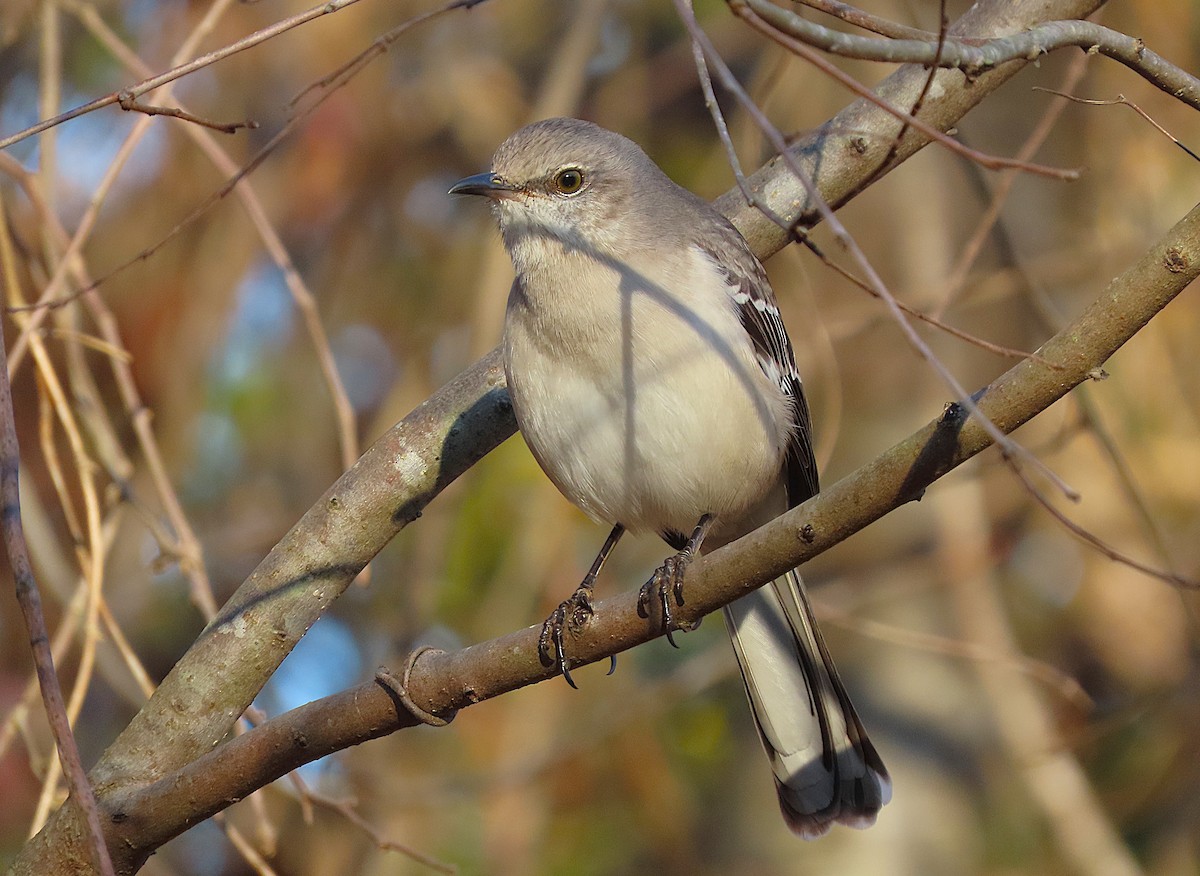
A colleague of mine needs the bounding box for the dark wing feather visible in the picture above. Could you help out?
[697,225,818,507]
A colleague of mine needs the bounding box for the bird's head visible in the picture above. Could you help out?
[450,118,660,255]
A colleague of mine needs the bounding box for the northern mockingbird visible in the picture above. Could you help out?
[450,117,890,837]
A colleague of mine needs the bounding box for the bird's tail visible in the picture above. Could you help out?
[722,569,890,838]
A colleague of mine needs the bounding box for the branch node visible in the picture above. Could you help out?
[1164,246,1190,273]
[375,649,456,727]
[939,399,970,428]
[116,90,257,134]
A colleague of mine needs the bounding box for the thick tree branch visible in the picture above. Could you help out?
[104,195,1200,865]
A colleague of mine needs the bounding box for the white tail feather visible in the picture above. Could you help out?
[723,569,890,837]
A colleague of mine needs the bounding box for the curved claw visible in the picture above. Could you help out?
[539,587,605,688]
[639,553,693,647]
[537,604,566,665]
[660,568,680,648]
[556,620,578,689]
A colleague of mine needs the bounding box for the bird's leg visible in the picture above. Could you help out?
[539,523,625,688]
[638,514,715,648]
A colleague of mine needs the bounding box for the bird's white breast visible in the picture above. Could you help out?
[502,240,793,535]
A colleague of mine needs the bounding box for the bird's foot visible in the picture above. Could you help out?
[637,549,701,648]
[538,586,615,688]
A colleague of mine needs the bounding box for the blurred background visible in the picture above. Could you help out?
[1,0,1198,873]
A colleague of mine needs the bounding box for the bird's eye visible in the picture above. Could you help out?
[553,168,585,194]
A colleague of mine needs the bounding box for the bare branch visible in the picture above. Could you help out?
[58,0,366,479]
[288,0,490,112]
[797,0,945,41]
[1012,462,1195,590]
[713,0,1107,259]
[684,6,797,233]
[732,1,1081,181]
[1033,88,1200,162]
[740,0,1200,111]
[933,50,1090,315]
[303,791,458,874]
[116,90,258,134]
[805,242,1063,367]
[876,0,949,175]
[0,285,114,876]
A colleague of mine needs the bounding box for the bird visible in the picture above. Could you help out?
[450,117,889,838]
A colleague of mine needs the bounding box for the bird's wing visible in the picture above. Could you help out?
[697,227,819,506]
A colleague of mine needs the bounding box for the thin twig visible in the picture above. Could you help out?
[1033,88,1200,163]
[817,603,1093,712]
[0,491,131,768]
[0,578,86,767]
[686,18,793,228]
[10,0,489,493]
[8,0,491,317]
[212,816,279,876]
[1012,458,1197,590]
[2,184,112,840]
[60,0,363,479]
[288,0,489,112]
[0,284,114,876]
[6,0,240,375]
[871,0,949,183]
[804,240,1063,367]
[934,62,1188,586]
[116,90,258,134]
[796,0,948,42]
[933,52,1090,316]
[304,790,458,874]
[0,153,223,622]
[1072,389,1180,572]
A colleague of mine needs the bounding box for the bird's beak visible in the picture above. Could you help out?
[449,172,516,199]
